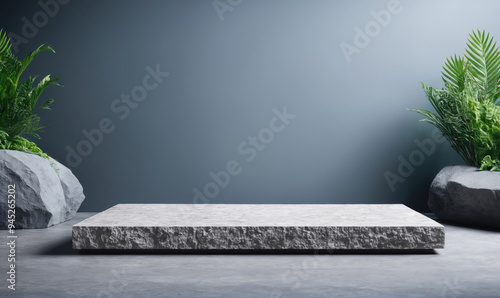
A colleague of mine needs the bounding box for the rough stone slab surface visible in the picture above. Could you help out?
[429,165,500,229]
[73,204,444,250]
[0,150,85,229]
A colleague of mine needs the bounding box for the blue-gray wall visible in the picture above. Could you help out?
[3,0,494,212]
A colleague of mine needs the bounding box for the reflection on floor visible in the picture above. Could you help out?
[0,212,499,297]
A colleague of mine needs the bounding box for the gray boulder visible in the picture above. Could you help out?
[0,150,85,229]
[429,165,500,229]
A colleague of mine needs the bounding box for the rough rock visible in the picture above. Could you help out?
[429,165,500,229]
[73,204,444,250]
[0,150,85,229]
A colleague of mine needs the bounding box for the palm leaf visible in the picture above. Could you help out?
[411,30,500,169]
[14,44,55,87]
[30,75,61,109]
[0,29,11,57]
[464,30,500,102]
[442,55,467,91]
[0,30,60,151]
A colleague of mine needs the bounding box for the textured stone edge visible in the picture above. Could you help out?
[428,165,500,229]
[72,226,445,250]
[0,150,85,229]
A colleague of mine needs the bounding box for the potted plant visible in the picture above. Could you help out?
[0,29,85,229]
[411,30,500,229]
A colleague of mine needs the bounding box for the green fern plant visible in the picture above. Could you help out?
[0,29,61,158]
[411,30,500,171]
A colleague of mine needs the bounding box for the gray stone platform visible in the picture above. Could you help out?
[72,204,444,250]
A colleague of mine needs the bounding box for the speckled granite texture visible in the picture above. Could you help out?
[72,204,444,250]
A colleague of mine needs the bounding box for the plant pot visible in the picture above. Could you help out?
[0,150,85,229]
[428,165,500,230]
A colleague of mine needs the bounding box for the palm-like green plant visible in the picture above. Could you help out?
[0,29,61,158]
[411,30,500,170]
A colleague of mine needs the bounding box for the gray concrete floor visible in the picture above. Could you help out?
[1,213,500,298]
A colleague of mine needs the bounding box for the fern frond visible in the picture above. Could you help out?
[0,28,60,157]
[411,30,500,170]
